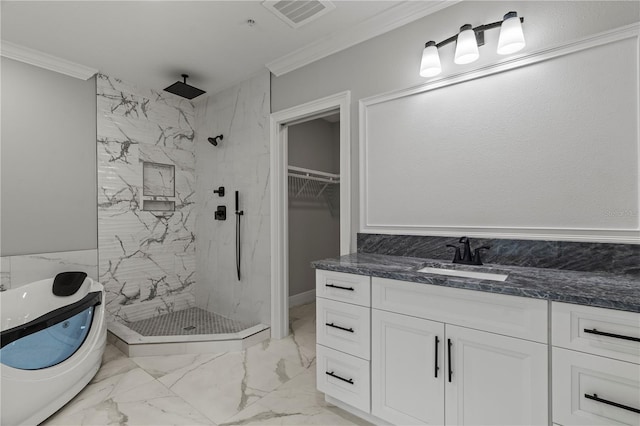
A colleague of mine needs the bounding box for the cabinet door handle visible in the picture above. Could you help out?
[326,371,354,385]
[325,322,354,333]
[583,328,640,342]
[434,336,440,378]
[447,338,453,383]
[585,393,640,414]
[325,283,354,291]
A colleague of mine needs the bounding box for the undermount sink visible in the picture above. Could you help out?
[417,266,509,282]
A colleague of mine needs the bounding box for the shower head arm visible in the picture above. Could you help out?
[208,135,223,146]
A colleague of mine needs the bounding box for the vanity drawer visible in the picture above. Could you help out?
[316,298,370,360]
[316,344,370,413]
[553,347,640,426]
[552,302,640,365]
[372,277,548,343]
[316,270,370,307]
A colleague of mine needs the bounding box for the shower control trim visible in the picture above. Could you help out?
[214,206,226,220]
[213,187,225,197]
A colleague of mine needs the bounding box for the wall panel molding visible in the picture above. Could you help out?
[360,23,640,243]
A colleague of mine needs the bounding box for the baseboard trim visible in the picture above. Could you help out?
[289,289,316,307]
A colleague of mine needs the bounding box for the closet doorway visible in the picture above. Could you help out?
[288,114,340,309]
[270,91,351,339]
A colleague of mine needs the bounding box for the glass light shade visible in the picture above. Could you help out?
[419,42,441,77]
[454,25,479,65]
[497,12,525,55]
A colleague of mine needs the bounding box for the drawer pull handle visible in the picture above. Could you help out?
[325,322,354,333]
[583,328,640,342]
[326,283,355,291]
[326,371,354,385]
[585,393,640,414]
[434,336,440,378]
[447,338,453,383]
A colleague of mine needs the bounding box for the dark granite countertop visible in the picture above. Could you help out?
[312,253,640,313]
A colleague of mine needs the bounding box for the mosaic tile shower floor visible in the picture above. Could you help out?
[126,307,253,336]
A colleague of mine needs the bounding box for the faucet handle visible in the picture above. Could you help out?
[472,246,490,265]
[459,237,473,262]
[446,244,462,263]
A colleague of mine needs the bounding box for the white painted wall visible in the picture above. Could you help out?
[194,70,271,326]
[361,30,639,241]
[288,119,340,297]
[271,1,640,245]
[1,57,97,256]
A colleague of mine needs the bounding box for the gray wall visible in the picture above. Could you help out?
[288,119,340,297]
[271,1,640,247]
[1,58,97,256]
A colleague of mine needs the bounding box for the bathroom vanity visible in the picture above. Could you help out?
[312,253,640,426]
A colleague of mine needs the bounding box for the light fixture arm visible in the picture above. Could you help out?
[429,16,524,50]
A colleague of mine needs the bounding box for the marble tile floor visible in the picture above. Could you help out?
[44,302,370,426]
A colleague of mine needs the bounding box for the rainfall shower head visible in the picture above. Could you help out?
[208,135,223,146]
[164,74,206,100]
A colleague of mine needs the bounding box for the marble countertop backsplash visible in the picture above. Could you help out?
[312,253,640,313]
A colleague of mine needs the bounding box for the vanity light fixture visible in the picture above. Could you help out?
[419,11,525,77]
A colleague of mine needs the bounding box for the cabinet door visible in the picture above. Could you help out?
[372,309,445,425]
[445,324,548,426]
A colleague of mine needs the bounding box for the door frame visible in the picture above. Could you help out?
[270,91,351,339]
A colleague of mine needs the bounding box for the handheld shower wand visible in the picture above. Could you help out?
[235,191,244,281]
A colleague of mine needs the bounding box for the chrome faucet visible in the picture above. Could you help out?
[447,237,490,265]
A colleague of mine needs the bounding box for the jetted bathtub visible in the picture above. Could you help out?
[0,272,106,425]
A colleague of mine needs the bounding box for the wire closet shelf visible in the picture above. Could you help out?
[288,166,340,213]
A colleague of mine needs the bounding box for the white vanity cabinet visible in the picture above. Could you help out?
[315,270,371,413]
[314,269,639,426]
[371,277,548,426]
[551,302,640,426]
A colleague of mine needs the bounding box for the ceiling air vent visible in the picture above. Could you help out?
[263,0,336,29]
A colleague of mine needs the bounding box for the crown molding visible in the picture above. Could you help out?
[266,0,459,77]
[1,41,98,80]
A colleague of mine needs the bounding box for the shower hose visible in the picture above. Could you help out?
[236,210,242,280]
[235,190,243,281]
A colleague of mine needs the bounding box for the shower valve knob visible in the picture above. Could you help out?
[214,206,226,220]
[213,186,225,197]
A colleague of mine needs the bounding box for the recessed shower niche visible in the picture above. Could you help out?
[142,161,175,212]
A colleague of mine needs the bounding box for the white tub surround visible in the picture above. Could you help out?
[0,249,97,291]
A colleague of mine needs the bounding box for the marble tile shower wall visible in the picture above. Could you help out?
[193,70,271,326]
[358,234,640,276]
[97,74,197,324]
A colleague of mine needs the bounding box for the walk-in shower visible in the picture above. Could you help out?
[97,73,269,356]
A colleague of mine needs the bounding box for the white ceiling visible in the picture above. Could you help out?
[1,1,449,97]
